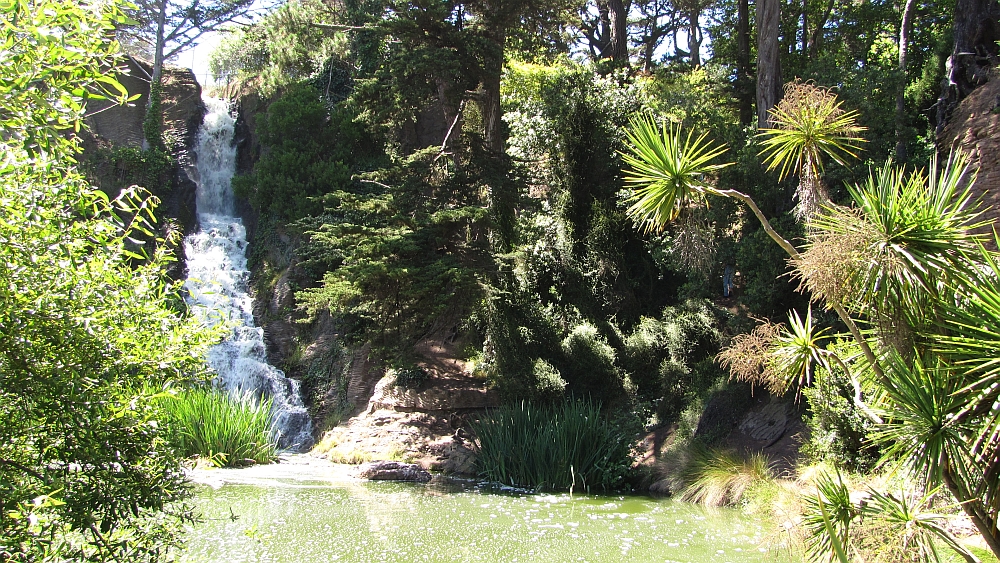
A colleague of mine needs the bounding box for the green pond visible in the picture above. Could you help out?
[180,458,793,563]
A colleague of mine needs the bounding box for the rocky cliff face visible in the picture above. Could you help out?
[83,56,204,245]
[940,73,1000,232]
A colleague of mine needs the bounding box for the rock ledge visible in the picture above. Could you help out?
[357,460,432,483]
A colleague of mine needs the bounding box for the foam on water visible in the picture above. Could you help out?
[183,97,313,451]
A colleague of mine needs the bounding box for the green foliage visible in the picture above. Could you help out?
[621,114,732,230]
[0,0,221,558]
[209,0,347,94]
[621,299,725,421]
[757,81,867,182]
[804,152,983,332]
[531,358,568,400]
[736,213,807,317]
[803,472,977,563]
[804,472,856,563]
[233,83,374,222]
[645,65,739,135]
[802,344,880,472]
[392,366,429,389]
[560,322,622,394]
[143,80,165,150]
[472,400,635,492]
[94,143,175,195]
[295,161,484,349]
[770,307,832,393]
[159,387,278,466]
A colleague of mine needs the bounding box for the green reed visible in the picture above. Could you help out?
[160,386,277,466]
[472,399,633,492]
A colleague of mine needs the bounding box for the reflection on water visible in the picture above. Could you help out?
[180,461,792,563]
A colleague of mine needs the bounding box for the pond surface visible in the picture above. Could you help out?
[180,458,792,563]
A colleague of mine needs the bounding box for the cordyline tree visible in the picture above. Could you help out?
[622,98,1000,560]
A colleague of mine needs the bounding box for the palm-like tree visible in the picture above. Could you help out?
[621,113,884,381]
[757,81,866,221]
[622,111,1000,560]
[621,114,731,231]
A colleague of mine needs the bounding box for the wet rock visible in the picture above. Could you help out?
[357,460,432,483]
[649,479,672,496]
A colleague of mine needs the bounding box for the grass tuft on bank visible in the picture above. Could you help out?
[159,386,278,466]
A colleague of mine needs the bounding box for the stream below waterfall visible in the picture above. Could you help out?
[179,457,793,563]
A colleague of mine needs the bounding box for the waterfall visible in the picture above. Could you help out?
[183,97,313,451]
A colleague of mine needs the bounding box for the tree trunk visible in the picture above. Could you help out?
[609,0,629,63]
[151,0,166,89]
[480,63,503,156]
[808,0,835,57]
[597,2,612,57]
[936,0,1000,132]
[643,29,656,71]
[143,0,167,151]
[800,0,808,54]
[756,0,782,128]
[477,22,515,251]
[736,0,753,124]
[688,8,701,66]
[895,0,916,162]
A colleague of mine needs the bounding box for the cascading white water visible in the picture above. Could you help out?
[183,97,313,451]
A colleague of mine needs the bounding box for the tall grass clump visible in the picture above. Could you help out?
[159,387,278,466]
[472,400,634,492]
[680,447,775,507]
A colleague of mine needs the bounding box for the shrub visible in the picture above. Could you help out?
[472,400,635,492]
[91,144,175,195]
[561,322,622,395]
[159,387,278,466]
[532,358,567,401]
[232,83,375,222]
[801,341,879,472]
[622,299,725,421]
[0,1,222,558]
[392,366,429,389]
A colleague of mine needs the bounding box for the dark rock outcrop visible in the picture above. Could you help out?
[357,460,432,483]
[940,74,1000,237]
[82,56,205,275]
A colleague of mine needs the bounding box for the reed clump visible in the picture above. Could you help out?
[472,399,634,492]
[159,386,278,466]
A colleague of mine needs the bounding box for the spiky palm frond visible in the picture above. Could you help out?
[621,114,731,232]
[804,471,856,563]
[769,307,832,393]
[936,235,1000,423]
[757,82,867,182]
[805,152,986,345]
[872,353,977,490]
[843,152,984,290]
[758,82,866,220]
[858,488,976,563]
